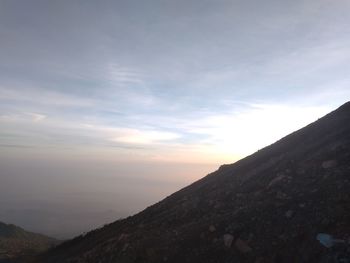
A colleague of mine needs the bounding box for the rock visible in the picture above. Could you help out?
[223,234,234,248]
[322,160,337,169]
[321,218,330,226]
[209,225,216,232]
[235,238,252,253]
[146,248,156,257]
[276,191,289,200]
[267,174,286,188]
[214,203,222,209]
[278,234,287,241]
[122,243,129,252]
[118,233,128,241]
[285,210,294,218]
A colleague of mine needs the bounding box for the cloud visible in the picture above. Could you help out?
[0,86,94,107]
[110,129,180,145]
[262,41,350,79]
[81,124,181,145]
[0,112,46,122]
[0,0,349,165]
[107,63,145,85]
[26,113,47,122]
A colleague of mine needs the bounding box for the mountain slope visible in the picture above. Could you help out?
[38,102,350,263]
[0,222,57,262]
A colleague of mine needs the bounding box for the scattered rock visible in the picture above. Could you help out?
[118,233,128,241]
[267,174,286,188]
[122,243,129,252]
[321,218,331,226]
[214,203,222,209]
[209,225,216,232]
[285,210,294,218]
[146,248,156,257]
[235,238,252,253]
[278,234,287,241]
[276,191,289,200]
[322,160,338,169]
[223,234,234,248]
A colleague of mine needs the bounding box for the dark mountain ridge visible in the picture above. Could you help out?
[37,102,350,263]
[0,221,57,262]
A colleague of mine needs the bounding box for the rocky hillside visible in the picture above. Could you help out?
[0,222,57,262]
[37,102,350,263]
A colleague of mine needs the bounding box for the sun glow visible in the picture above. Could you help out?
[189,104,331,161]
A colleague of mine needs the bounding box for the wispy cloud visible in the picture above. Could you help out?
[0,85,94,107]
[0,112,46,122]
[262,41,350,79]
[107,63,145,85]
[0,0,349,165]
[110,130,180,145]
[82,124,180,145]
[26,112,47,122]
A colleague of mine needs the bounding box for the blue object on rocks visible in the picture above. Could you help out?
[317,233,335,248]
[317,233,345,248]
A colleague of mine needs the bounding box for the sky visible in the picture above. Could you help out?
[0,0,350,238]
